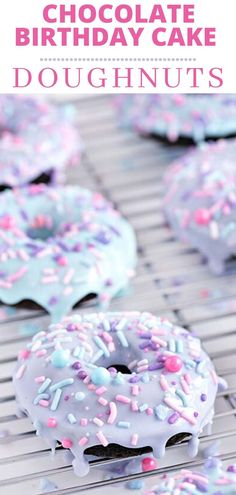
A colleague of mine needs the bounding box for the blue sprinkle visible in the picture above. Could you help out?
[125,480,145,490]
[168,339,176,353]
[117,330,129,347]
[176,389,189,407]
[38,378,52,394]
[50,389,62,411]
[91,350,104,364]
[139,403,148,412]
[103,319,111,331]
[75,391,85,401]
[67,413,77,424]
[141,372,150,383]
[154,404,169,420]
[116,318,128,331]
[176,340,184,353]
[113,372,124,385]
[93,335,110,357]
[50,378,74,392]
[117,421,130,428]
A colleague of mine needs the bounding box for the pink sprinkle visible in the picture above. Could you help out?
[93,417,104,427]
[107,402,117,424]
[63,268,75,285]
[39,400,49,407]
[96,431,108,447]
[8,266,28,283]
[116,394,131,404]
[80,418,88,426]
[78,436,89,446]
[88,384,96,391]
[184,373,191,385]
[211,369,218,385]
[160,374,169,391]
[95,386,107,395]
[64,286,73,296]
[131,400,139,412]
[35,376,45,384]
[131,385,139,396]
[47,418,57,428]
[131,433,139,446]
[108,342,115,352]
[151,336,167,347]
[57,256,68,266]
[146,408,153,416]
[19,349,31,360]
[62,438,73,448]
[137,364,148,372]
[16,364,26,380]
[98,397,108,406]
[181,411,197,426]
[180,376,190,395]
[36,349,47,358]
[102,332,113,343]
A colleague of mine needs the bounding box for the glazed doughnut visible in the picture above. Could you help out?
[0,185,136,320]
[115,94,236,143]
[164,139,236,274]
[144,458,236,494]
[0,95,81,188]
[13,312,221,476]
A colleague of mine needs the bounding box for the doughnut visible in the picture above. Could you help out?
[164,139,236,274]
[0,185,136,320]
[13,311,221,476]
[115,94,236,143]
[0,95,81,188]
[144,458,236,494]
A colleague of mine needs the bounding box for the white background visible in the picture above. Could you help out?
[0,0,235,93]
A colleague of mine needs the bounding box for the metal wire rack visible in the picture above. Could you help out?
[1,95,236,494]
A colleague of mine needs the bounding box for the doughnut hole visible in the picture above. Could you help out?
[108,364,132,375]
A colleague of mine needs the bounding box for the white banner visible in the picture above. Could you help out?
[0,0,235,93]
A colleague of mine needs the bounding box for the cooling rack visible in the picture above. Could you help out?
[1,95,236,494]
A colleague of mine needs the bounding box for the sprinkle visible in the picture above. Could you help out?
[93,417,104,427]
[139,403,148,412]
[146,407,153,416]
[78,436,89,446]
[154,404,169,421]
[96,431,109,447]
[47,418,57,428]
[75,392,85,401]
[67,413,77,424]
[107,402,117,424]
[176,389,189,407]
[116,318,128,331]
[160,374,169,391]
[131,433,139,446]
[95,386,107,395]
[34,394,49,405]
[80,418,88,426]
[98,397,108,406]
[35,376,46,384]
[16,364,26,379]
[93,336,110,357]
[50,378,74,392]
[180,376,190,395]
[131,401,139,412]
[39,400,49,408]
[151,336,167,347]
[38,378,52,394]
[117,331,129,347]
[50,388,62,411]
[117,421,130,428]
[91,350,104,364]
[116,394,131,404]
[131,385,139,396]
[211,369,219,384]
[168,339,176,353]
[62,438,73,448]
[168,412,180,424]
[63,268,75,285]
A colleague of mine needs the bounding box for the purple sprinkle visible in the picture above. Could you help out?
[64,395,70,401]
[73,243,83,252]
[129,374,140,383]
[48,296,59,306]
[194,412,199,417]
[227,465,236,473]
[94,231,111,244]
[105,278,113,287]
[168,412,180,424]
[201,393,207,402]
[139,332,152,339]
[67,323,77,332]
[77,370,87,380]
[71,361,81,370]
[139,341,151,350]
[148,362,164,371]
